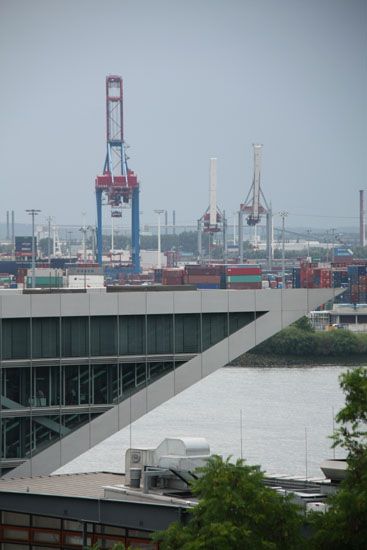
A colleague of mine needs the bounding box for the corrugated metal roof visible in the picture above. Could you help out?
[0,471,125,499]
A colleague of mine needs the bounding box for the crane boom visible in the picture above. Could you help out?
[252,144,262,223]
[209,158,217,227]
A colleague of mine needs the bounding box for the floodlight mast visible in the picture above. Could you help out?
[26,209,41,288]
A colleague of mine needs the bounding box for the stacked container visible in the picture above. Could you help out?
[348,265,367,303]
[312,268,332,288]
[225,264,262,289]
[153,269,163,284]
[184,265,224,289]
[292,267,301,288]
[162,268,184,286]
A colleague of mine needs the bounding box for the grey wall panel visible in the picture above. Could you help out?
[117,399,131,431]
[228,290,256,313]
[90,406,120,447]
[255,289,282,312]
[59,423,92,470]
[30,294,61,317]
[307,288,339,311]
[1,294,31,318]
[147,292,174,314]
[254,312,282,345]
[281,309,309,329]
[202,340,230,377]
[89,293,118,316]
[174,355,202,395]
[130,387,148,423]
[201,290,228,313]
[173,291,201,313]
[147,371,175,411]
[228,322,256,363]
[118,292,147,315]
[281,289,308,311]
[60,294,90,317]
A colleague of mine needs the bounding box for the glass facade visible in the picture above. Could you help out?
[0,311,260,474]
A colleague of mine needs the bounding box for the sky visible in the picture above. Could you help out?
[0,0,366,230]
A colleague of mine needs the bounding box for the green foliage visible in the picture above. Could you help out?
[308,368,367,549]
[253,322,367,358]
[293,316,314,332]
[153,455,303,550]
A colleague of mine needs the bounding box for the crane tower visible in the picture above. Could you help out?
[239,144,273,266]
[95,76,140,271]
[198,158,227,261]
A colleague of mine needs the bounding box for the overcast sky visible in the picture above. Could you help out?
[0,0,366,229]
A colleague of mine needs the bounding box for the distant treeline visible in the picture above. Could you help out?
[251,317,367,357]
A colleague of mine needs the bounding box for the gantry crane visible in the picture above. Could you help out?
[239,144,273,266]
[197,158,227,261]
[95,76,140,272]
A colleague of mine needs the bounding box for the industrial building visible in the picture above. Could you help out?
[0,286,338,479]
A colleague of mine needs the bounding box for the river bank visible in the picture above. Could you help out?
[232,352,367,368]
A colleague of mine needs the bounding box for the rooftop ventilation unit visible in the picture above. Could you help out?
[125,437,211,493]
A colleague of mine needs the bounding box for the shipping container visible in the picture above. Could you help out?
[225,267,261,275]
[196,283,221,289]
[226,275,262,283]
[26,276,63,288]
[184,274,222,284]
[226,282,262,289]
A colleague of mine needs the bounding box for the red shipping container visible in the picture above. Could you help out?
[186,275,221,284]
[226,267,261,275]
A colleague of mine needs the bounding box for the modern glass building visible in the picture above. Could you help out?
[0,286,337,478]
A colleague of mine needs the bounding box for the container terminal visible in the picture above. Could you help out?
[0,75,360,547]
[0,76,364,315]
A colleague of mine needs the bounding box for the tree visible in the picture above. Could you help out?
[154,455,303,549]
[310,367,367,549]
[293,316,314,332]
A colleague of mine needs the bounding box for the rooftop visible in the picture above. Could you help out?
[0,471,125,499]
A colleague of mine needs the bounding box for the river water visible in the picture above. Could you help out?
[56,366,349,478]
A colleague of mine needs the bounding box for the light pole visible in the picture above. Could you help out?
[67,231,73,260]
[306,229,312,258]
[330,228,336,263]
[280,211,288,288]
[232,211,237,245]
[46,216,52,266]
[26,209,41,288]
[154,209,165,269]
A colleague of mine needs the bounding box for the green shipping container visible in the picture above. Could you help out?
[26,277,63,287]
[226,275,262,283]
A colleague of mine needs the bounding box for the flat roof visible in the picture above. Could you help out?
[0,471,125,499]
[0,472,186,531]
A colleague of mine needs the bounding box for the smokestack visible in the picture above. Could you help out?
[6,211,9,240]
[172,210,176,235]
[360,190,366,247]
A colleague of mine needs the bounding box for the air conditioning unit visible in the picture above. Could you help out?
[125,437,211,490]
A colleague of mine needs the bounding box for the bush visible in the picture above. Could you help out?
[252,321,367,358]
